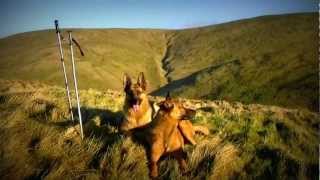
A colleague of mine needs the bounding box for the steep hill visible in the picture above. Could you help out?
[0,13,317,111]
[152,13,318,111]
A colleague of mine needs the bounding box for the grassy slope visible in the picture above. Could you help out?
[0,80,318,179]
[153,13,318,111]
[0,29,168,91]
[0,13,317,111]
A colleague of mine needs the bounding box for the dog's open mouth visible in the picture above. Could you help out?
[133,103,140,112]
[131,99,141,112]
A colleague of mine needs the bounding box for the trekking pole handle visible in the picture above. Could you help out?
[54,20,60,33]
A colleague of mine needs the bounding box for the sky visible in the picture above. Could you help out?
[0,0,317,38]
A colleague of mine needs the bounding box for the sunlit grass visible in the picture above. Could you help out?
[0,80,318,179]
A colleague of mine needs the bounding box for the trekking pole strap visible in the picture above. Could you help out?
[66,30,85,57]
[72,38,85,56]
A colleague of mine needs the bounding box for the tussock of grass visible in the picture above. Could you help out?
[100,138,149,180]
[210,144,240,179]
[0,80,318,179]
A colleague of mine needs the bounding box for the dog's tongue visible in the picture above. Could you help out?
[133,104,140,112]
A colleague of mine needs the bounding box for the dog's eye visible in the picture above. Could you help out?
[127,90,134,97]
[165,103,173,110]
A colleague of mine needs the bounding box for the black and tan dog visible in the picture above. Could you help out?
[120,72,156,134]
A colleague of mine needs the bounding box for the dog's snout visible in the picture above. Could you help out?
[130,97,141,105]
[182,108,196,120]
[186,108,196,116]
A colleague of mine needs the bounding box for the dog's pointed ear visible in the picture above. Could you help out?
[137,72,147,90]
[158,92,173,111]
[165,92,171,100]
[123,73,132,91]
[158,101,173,111]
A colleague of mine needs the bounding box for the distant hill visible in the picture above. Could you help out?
[0,13,317,111]
[0,29,168,90]
[152,13,318,111]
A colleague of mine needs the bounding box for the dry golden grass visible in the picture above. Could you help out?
[0,80,318,179]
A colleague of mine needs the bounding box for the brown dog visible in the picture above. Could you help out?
[145,93,197,178]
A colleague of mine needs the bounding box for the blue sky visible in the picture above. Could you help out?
[0,0,317,38]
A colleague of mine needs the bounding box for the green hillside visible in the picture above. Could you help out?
[0,80,318,179]
[0,29,168,90]
[0,13,317,111]
[152,13,318,111]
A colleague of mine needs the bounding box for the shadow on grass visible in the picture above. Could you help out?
[75,106,125,169]
[77,106,123,127]
[49,120,75,127]
[49,106,123,129]
[151,59,240,96]
[45,106,125,170]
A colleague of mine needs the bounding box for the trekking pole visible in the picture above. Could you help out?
[68,31,84,139]
[54,20,75,122]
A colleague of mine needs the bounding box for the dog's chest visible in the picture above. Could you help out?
[124,106,152,129]
[135,107,152,125]
[165,127,184,152]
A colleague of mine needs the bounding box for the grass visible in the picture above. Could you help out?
[0,13,317,111]
[0,80,318,179]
